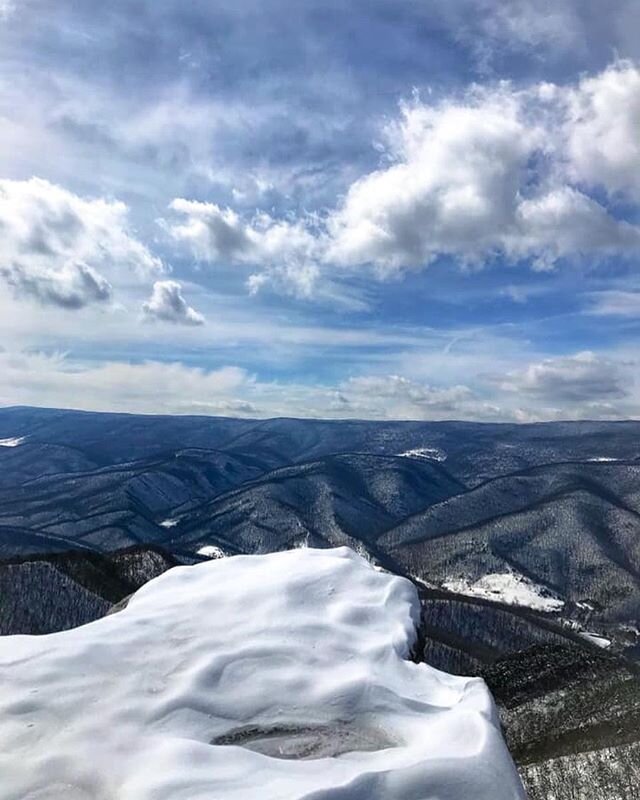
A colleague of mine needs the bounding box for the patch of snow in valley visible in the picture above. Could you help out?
[579,630,612,648]
[587,457,620,462]
[398,446,447,462]
[0,547,524,800]
[196,544,226,559]
[159,517,179,528]
[562,619,613,648]
[409,572,435,590]
[443,571,565,612]
[0,436,25,447]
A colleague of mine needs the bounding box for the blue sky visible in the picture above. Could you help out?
[1,0,640,420]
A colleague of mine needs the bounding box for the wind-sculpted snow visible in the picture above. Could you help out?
[0,547,524,800]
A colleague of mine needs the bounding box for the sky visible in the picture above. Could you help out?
[1,0,640,421]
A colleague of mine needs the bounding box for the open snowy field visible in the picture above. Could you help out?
[0,547,524,800]
[443,571,565,612]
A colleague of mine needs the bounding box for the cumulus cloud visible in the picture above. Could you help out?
[167,198,321,298]
[342,375,473,409]
[2,261,112,309]
[167,61,640,292]
[327,91,540,271]
[511,186,640,270]
[142,280,205,326]
[566,61,640,199]
[328,87,640,272]
[167,200,253,262]
[0,178,162,309]
[500,351,629,402]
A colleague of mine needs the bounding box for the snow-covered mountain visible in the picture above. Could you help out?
[0,547,525,800]
[1,407,640,799]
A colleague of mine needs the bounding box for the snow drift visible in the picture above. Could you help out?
[0,547,525,799]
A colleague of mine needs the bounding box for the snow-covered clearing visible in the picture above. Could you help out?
[579,630,612,648]
[0,436,25,447]
[398,446,447,461]
[443,571,565,612]
[159,517,179,528]
[0,547,524,800]
[196,544,226,559]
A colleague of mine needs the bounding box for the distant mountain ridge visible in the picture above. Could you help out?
[2,405,640,483]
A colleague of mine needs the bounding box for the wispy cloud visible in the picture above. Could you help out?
[0,347,636,422]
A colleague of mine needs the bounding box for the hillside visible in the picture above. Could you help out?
[0,448,268,554]
[0,546,182,635]
[167,453,465,555]
[380,461,640,654]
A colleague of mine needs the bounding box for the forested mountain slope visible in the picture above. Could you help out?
[167,453,465,554]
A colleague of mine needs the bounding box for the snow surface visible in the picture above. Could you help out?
[0,547,524,800]
[196,544,226,559]
[579,630,612,648]
[0,436,25,447]
[398,446,447,462]
[159,517,179,528]
[443,571,565,612]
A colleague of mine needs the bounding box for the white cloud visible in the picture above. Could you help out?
[167,62,640,292]
[142,280,205,326]
[328,87,639,273]
[0,351,484,420]
[167,200,253,262]
[0,178,162,308]
[167,198,322,298]
[566,61,640,199]
[511,186,640,270]
[0,348,636,422]
[588,290,640,317]
[327,90,541,271]
[0,351,250,415]
[341,375,473,409]
[2,260,112,309]
[500,351,629,402]
[184,398,258,414]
